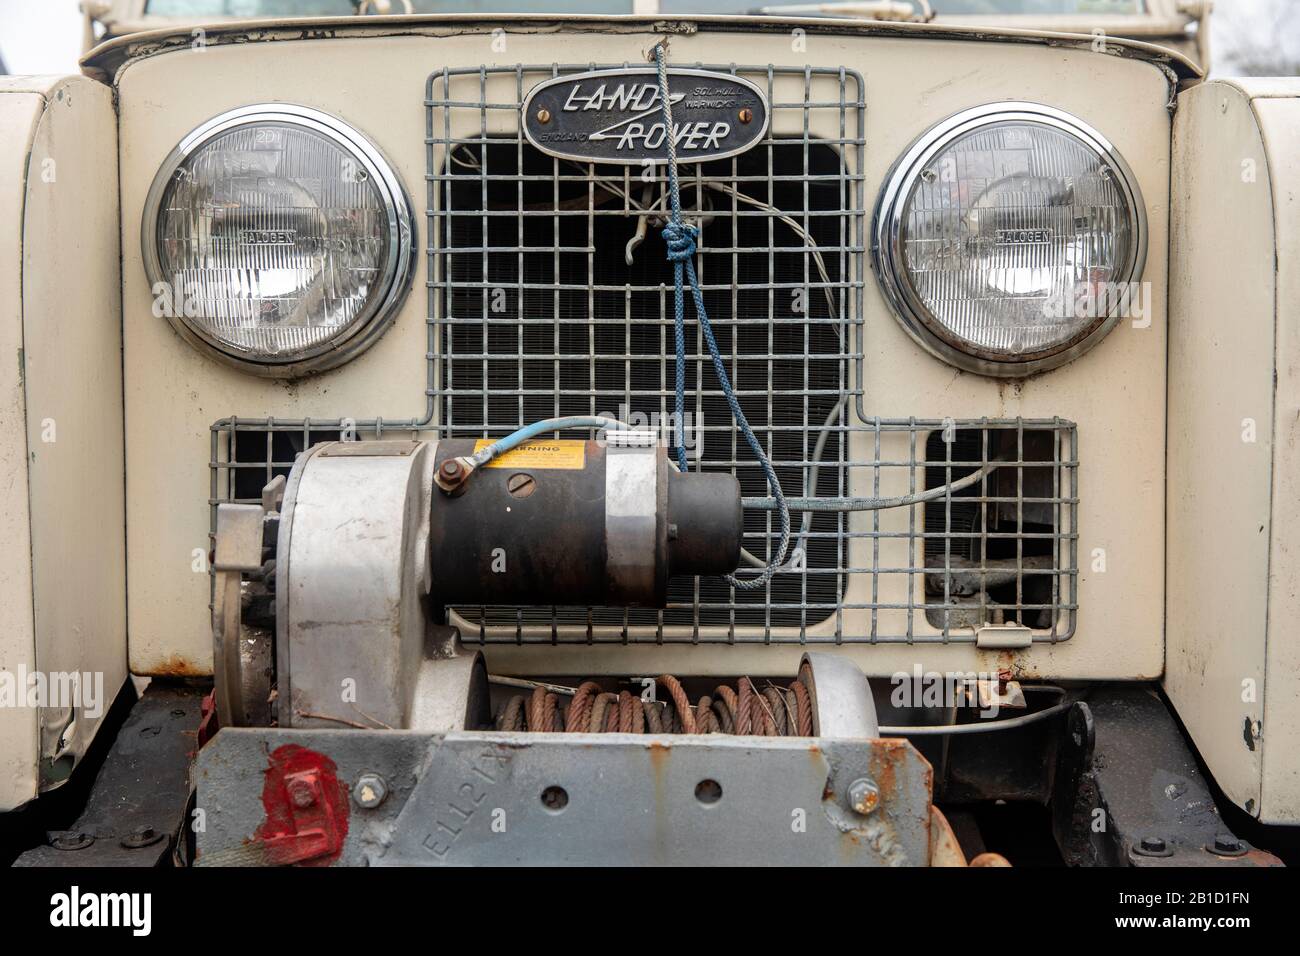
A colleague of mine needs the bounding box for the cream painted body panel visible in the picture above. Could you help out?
[0,90,43,812]
[1256,94,1300,825]
[1166,79,1300,824]
[0,76,127,811]
[117,25,1170,682]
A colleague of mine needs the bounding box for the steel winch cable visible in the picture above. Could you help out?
[493,675,1072,737]
[494,667,819,737]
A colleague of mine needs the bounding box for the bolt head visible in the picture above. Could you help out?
[738,107,753,124]
[1139,835,1167,853]
[1212,833,1244,854]
[120,826,165,850]
[287,780,317,809]
[353,773,389,809]
[537,108,552,124]
[49,831,95,852]
[440,459,463,479]
[847,778,880,815]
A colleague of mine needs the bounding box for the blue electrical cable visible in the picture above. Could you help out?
[653,43,790,590]
[468,416,630,467]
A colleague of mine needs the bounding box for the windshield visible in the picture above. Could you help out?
[145,0,1144,14]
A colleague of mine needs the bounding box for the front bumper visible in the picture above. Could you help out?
[195,728,934,866]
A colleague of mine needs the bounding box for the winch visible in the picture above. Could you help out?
[211,432,742,732]
[203,436,951,866]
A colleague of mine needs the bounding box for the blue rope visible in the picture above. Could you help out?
[653,43,790,590]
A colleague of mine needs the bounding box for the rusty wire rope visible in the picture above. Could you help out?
[494,666,819,736]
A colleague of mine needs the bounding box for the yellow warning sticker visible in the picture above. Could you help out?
[473,438,586,470]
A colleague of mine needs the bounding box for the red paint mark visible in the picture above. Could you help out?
[254,744,349,866]
[197,691,218,748]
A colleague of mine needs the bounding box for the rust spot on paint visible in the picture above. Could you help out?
[871,743,902,804]
[147,654,207,678]
[1242,847,1284,867]
[647,740,671,775]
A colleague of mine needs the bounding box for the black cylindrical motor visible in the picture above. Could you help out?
[429,436,742,608]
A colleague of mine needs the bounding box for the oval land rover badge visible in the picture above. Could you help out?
[521,68,770,165]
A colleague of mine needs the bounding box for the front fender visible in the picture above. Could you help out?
[1167,77,1300,826]
[0,75,126,811]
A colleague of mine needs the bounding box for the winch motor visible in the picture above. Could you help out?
[212,435,742,730]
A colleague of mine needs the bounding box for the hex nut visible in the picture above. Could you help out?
[847,778,880,815]
[1209,833,1247,857]
[1133,835,1173,857]
[49,831,95,852]
[120,826,165,850]
[353,773,389,809]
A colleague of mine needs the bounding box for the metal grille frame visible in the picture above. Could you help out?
[207,62,1079,648]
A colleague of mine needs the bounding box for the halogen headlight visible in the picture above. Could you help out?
[142,104,414,377]
[872,103,1146,376]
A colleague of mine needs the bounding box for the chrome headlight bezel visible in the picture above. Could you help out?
[871,102,1148,377]
[141,103,415,378]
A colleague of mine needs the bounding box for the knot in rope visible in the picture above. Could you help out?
[661,220,698,262]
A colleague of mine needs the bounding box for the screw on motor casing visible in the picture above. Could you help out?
[506,473,536,498]
[847,778,880,815]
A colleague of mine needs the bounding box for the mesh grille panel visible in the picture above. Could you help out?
[207,63,1079,647]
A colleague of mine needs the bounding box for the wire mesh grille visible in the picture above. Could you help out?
[207,63,1079,647]
[430,63,861,642]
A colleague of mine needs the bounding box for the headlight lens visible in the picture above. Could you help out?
[872,103,1146,376]
[143,105,414,376]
